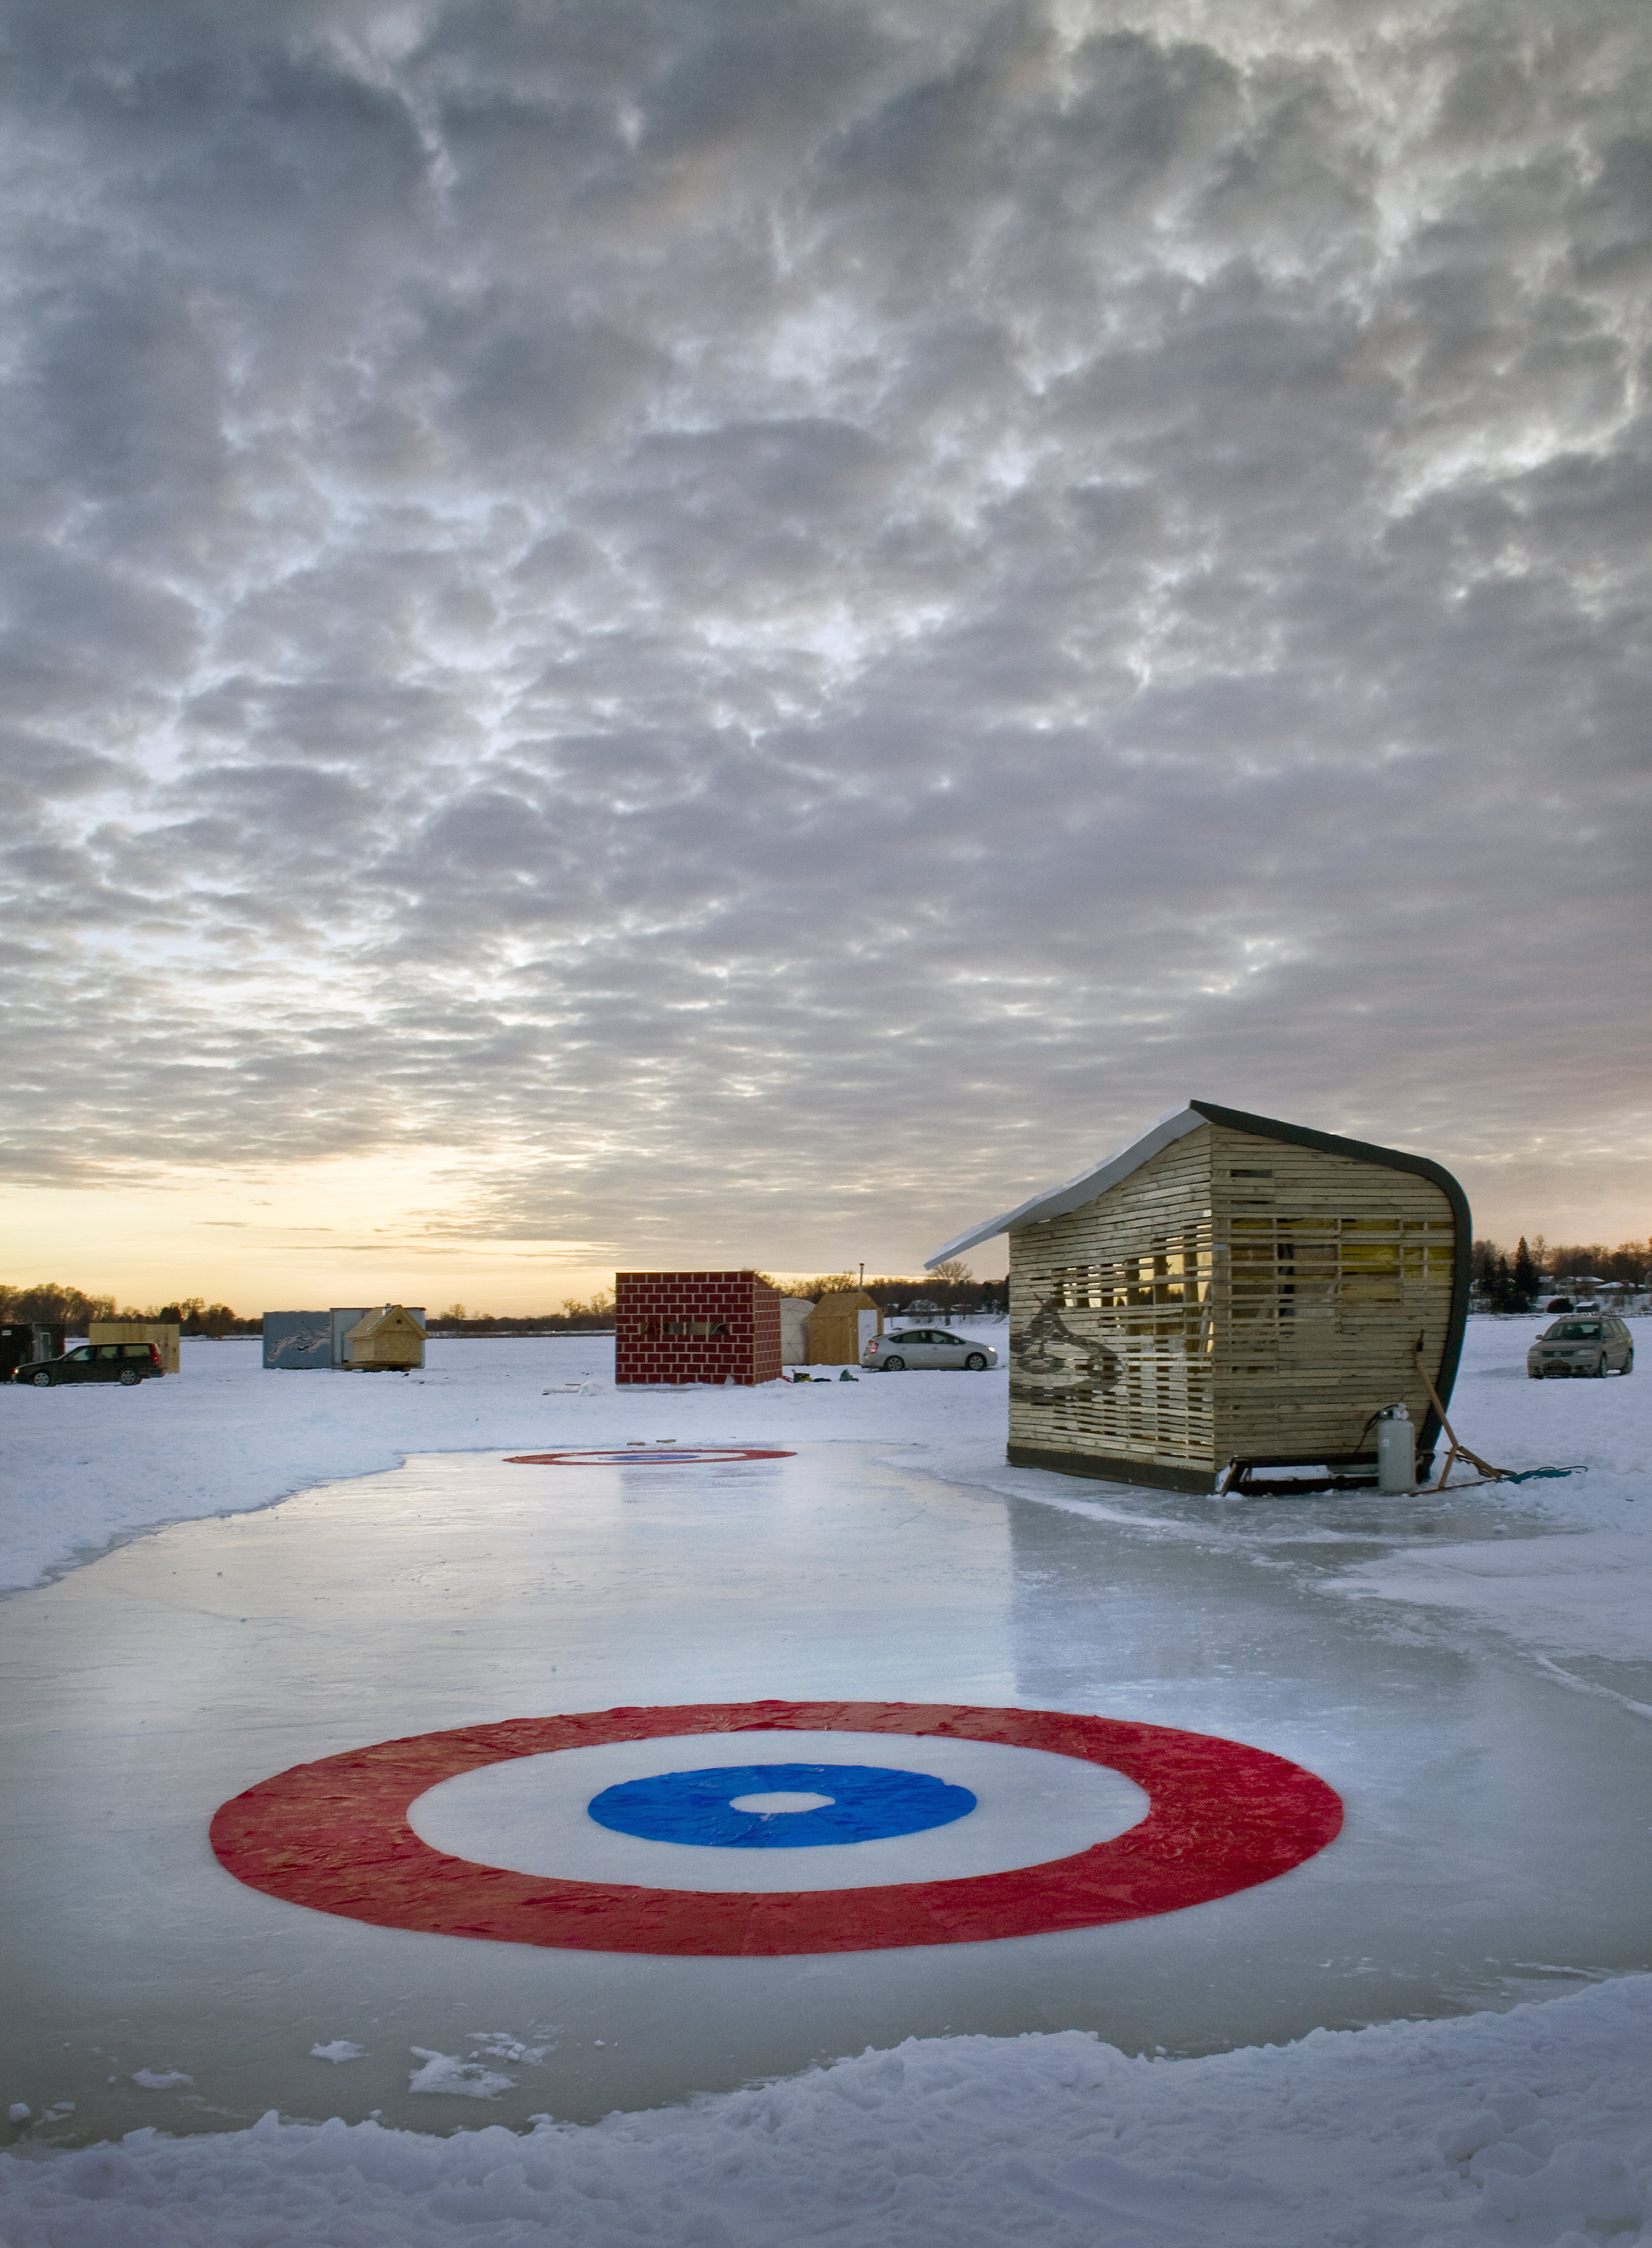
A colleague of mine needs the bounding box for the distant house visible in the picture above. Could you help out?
[929,1100,1470,1492]
[807,1290,883,1366]
[615,1272,781,1386]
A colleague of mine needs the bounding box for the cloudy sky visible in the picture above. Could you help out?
[3,0,1649,1310]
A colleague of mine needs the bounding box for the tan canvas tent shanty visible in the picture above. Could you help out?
[928,1100,1470,1492]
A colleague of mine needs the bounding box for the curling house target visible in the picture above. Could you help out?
[211,1699,1343,1957]
[506,1447,794,1466]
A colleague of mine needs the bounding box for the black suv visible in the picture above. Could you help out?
[14,1342,164,1387]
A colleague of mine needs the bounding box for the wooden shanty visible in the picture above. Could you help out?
[928,1101,1470,1492]
[807,1290,883,1366]
[342,1303,427,1371]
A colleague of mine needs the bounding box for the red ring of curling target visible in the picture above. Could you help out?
[209,1701,1343,1955]
[506,1447,795,1466]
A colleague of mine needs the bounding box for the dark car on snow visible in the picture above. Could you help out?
[13,1341,165,1387]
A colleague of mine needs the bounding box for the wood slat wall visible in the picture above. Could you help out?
[1007,1120,1457,1475]
[1009,1127,1218,1471]
[1206,1124,1454,1463]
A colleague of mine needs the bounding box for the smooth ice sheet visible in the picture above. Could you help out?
[3,1436,1650,2144]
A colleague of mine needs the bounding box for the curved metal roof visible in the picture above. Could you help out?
[926,1099,1470,1268]
[926,1105,1207,1268]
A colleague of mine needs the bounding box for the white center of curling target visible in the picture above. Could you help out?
[408,1728,1150,1892]
[728,1791,835,1813]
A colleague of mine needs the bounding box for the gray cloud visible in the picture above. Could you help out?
[2,0,1649,1270]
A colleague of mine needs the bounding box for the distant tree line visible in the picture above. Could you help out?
[18,1235,1642,1343]
[1470,1235,1650,1314]
[1546,1241,1651,1285]
[0,1282,622,1337]
[426,1297,616,1334]
[768,1264,1007,1317]
[0,1280,116,1329]
[429,1275,1014,1329]
[0,1282,255,1334]
[1470,1239,1542,1313]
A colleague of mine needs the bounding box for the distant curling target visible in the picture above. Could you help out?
[210,1700,1344,1957]
[506,1447,795,1466]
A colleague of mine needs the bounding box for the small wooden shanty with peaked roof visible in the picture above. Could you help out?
[807,1290,883,1366]
[342,1303,427,1371]
[928,1101,1470,1492]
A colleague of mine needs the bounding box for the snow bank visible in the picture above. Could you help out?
[3,1980,1649,2246]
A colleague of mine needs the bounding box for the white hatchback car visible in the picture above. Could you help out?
[865,1328,998,1372]
[1526,1314,1634,1379]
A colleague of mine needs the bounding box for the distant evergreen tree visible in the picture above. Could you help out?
[1510,1238,1539,1312]
[1470,1239,1504,1295]
[1487,1253,1515,1313]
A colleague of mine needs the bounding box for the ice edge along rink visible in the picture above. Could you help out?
[3,1394,1651,2146]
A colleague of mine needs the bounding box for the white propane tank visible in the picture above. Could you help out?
[1376,1403,1415,1493]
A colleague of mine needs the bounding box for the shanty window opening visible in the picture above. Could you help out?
[1225,1216,1454,1319]
[1051,1243,1212,1315]
[646,1317,730,1339]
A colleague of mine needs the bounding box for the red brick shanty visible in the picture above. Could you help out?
[614,1271,782,1387]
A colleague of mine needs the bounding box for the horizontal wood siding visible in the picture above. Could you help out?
[1207,1124,1455,1463]
[1008,1120,1458,1479]
[1008,1126,1217,1472]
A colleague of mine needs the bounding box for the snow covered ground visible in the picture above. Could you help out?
[5,1317,1649,1683]
[3,1984,1650,2247]
[2,1316,1649,2246]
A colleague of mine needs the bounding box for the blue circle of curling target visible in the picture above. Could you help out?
[587,1762,977,1849]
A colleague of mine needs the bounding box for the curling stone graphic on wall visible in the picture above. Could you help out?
[1010,1296,1120,1409]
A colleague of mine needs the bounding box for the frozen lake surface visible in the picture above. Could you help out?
[1,1323,1649,2243]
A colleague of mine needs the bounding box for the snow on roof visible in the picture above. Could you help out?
[925,1099,1470,1269]
[925,1105,1207,1267]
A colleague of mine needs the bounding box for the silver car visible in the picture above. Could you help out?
[865,1328,998,1372]
[1526,1314,1634,1379]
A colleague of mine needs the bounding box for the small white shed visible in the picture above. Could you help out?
[778,1298,815,1366]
